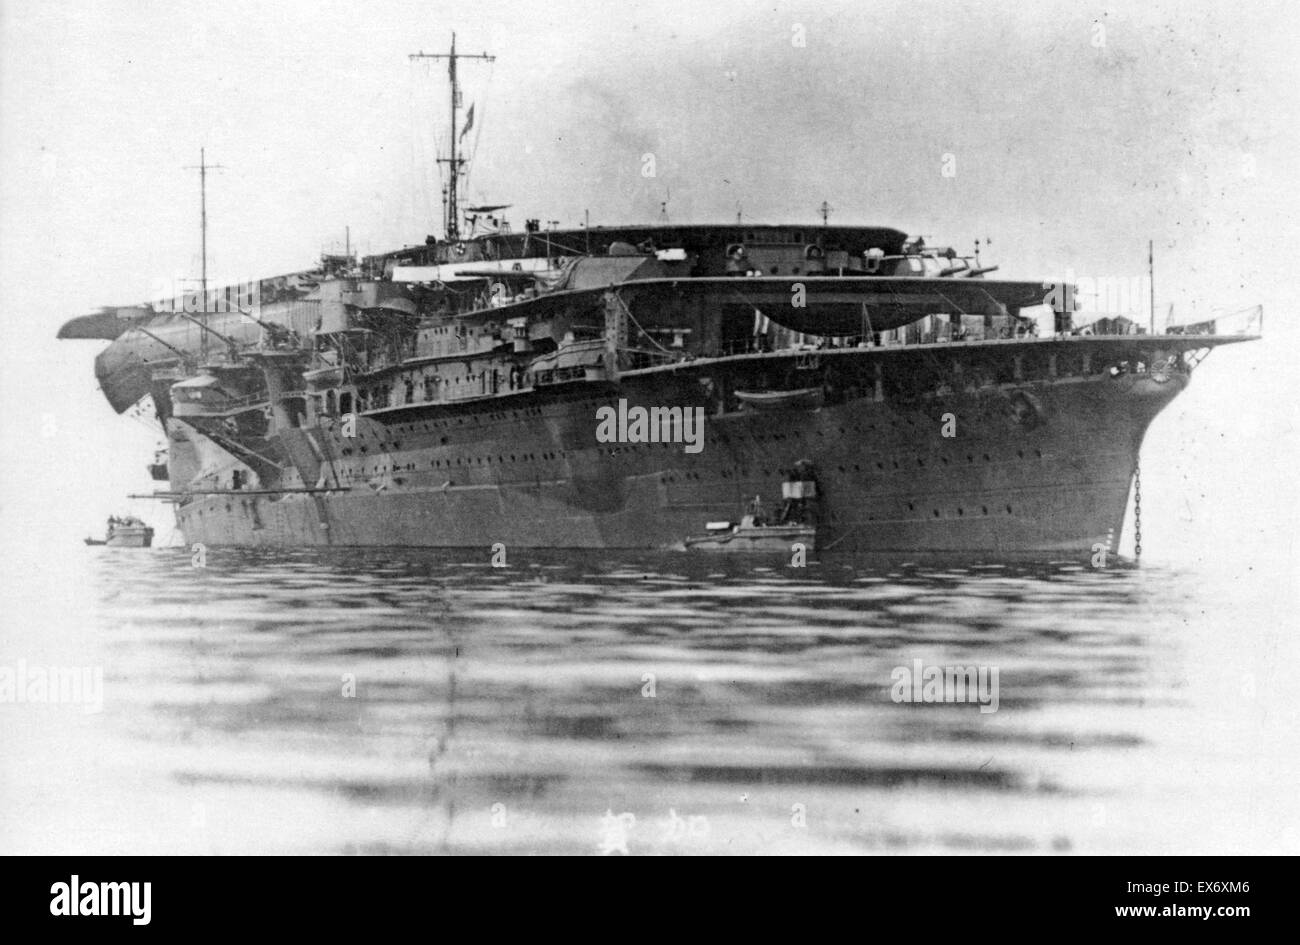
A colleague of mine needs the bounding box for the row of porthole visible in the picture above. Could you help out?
[660,473,1017,519]
[357,396,915,447]
[863,449,1040,472]
[342,450,568,477]
[337,437,1044,469]
[370,400,623,444]
[425,451,560,466]
[716,418,922,444]
[602,442,688,455]
[382,406,548,435]
[340,440,402,457]
[344,403,983,451]
[335,444,1047,481]
[906,501,1013,517]
[341,401,551,443]
[673,449,1044,479]
[345,411,1003,453]
[190,487,1014,523]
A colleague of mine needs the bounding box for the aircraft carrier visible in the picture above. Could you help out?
[58,36,1259,557]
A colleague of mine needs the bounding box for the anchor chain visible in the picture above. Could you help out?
[1133,459,1142,561]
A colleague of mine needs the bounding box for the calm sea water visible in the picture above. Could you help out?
[1,541,1295,856]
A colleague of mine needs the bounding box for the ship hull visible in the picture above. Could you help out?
[172,368,1182,558]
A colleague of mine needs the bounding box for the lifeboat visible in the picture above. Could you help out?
[733,387,824,410]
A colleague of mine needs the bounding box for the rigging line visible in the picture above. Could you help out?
[612,291,676,356]
[969,284,1009,312]
[883,276,975,324]
[931,287,974,318]
[531,235,588,256]
[433,278,491,298]
[906,329,954,374]
[726,284,770,312]
[314,421,344,491]
[820,532,851,551]
[461,101,486,201]
[461,59,494,201]
[412,58,443,230]
[408,63,433,233]
[160,522,179,547]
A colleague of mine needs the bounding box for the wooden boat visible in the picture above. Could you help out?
[733,387,824,410]
[85,516,154,548]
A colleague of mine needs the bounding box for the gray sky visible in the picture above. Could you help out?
[1,0,1297,551]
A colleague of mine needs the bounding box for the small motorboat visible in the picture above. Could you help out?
[85,516,155,548]
[685,462,822,553]
[684,515,816,553]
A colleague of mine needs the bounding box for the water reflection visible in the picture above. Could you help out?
[1,547,1265,854]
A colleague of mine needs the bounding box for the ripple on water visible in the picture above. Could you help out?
[0,546,1284,855]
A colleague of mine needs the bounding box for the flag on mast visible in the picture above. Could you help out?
[460,103,475,140]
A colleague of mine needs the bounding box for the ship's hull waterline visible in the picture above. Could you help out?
[172,366,1183,557]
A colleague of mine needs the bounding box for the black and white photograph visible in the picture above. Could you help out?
[0,0,1295,876]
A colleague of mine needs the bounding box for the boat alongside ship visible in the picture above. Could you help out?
[57,37,1260,559]
[84,516,154,548]
[685,462,821,553]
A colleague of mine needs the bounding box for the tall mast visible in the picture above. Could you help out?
[184,148,224,360]
[410,33,494,241]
